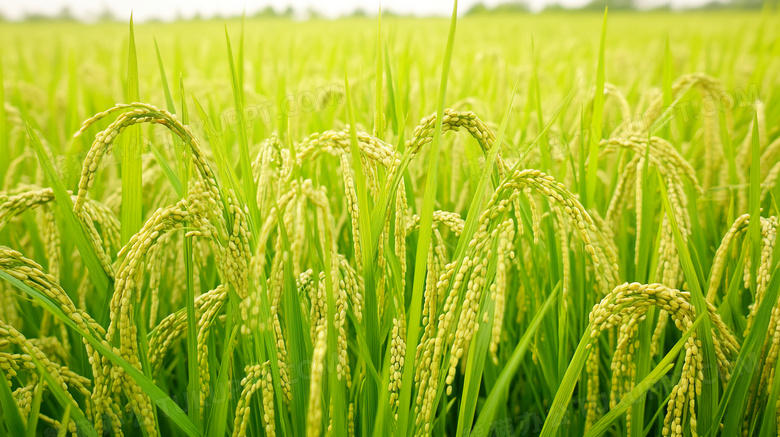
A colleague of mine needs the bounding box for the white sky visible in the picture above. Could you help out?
[0,0,716,20]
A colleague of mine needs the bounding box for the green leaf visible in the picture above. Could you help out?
[0,367,25,437]
[26,125,112,326]
[660,36,673,143]
[184,213,200,430]
[121,12,143,246]
[154,37,176,114]
[56,405,71,437]
[647,79,696,137]
[444,86,520,437]
[374,8,384,140]
[0,58,7,187]
[225,26,259,231]
[718,109,738,188]
[473,285,559,432]
[657,175,718,433]
[191,95,240,220]
[394,2,458,435]
[148,142,184,198]
[717,268,780,435]
[204,326,238,437]
[585,7,608,208]
[747,111,762,293]
[344,68,381,436]
[24,376,43,437]
[629,139,658,437]
[540,324,592,436]
[636,143,656,283]
[251,275,292,437]
[531,36,549,172]
[317,203,348,437]
[456,237,499,437]
[384,42,399,139]
[177,73,200,432]
[275,208,311,437]
[759,327,780,437]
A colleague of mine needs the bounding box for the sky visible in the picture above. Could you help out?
[0,0,717,21]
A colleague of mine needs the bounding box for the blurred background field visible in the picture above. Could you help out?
[0,11,775,157]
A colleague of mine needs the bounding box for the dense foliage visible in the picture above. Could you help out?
[0,8,779,437]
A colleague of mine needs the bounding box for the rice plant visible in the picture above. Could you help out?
[1,4,780,437]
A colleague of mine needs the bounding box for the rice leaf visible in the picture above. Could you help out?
[758,335,780,437]
[660,36,673,143]
[148,141,183,198]
[23,375,43,437]
[121,13,143,246]
[344,69,381,436]
[718,110,738,188]
[275,207,311,436]
[374,8,384,140]
[184,209,200,430]
[56,405,71,437]
[0,59,7,186]
[204,326,238,437]
[629,140,658,437]
[394,3,458,434]
[224,27,259,230]
[473,284,559,431]
[657,175,718,433]
[717,267,780,435]
[384,43,399,139]
[716,113,769,436]
[585,7,607,208]
[318,201,348,437]
[455,236,499,437]
[747,111,762,293]
[531,36,550,172]
[154,37,177,114]
[26,124,112,325]
[539,325,592,436]
[0,367,25,437]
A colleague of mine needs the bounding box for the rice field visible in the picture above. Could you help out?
[1,6,780,437]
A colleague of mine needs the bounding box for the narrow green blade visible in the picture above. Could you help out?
[0,367,25,437]
[658,176,718,433]
[204,327,238,437]
[0,59,7,187]
[27,125,112,325]
[585,8,608,208]
[275,208,311,436]
[225,27,259,230]
[394,2,459,435]
[540,326,592,436]
[717,268,780,435]
[24,377,43,437]
[121,13,143,245]
[747,111,762,293]
[661,36,673,143]
[148,142,183,198]
[56,405,71,437]
[374,7,384,140]
[345,69,380,436]
[473,285,559,431]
